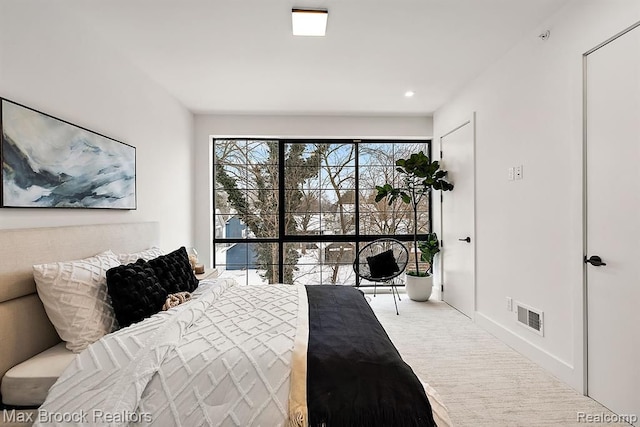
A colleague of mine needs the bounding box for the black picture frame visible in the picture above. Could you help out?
[0,98,136,209]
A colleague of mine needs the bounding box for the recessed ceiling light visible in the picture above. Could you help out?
[292,8,328,36]
[404,91,415,98]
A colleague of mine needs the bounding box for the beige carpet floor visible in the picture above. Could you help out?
[366,290,630,427]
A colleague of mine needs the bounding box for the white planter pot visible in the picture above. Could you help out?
[405,274,433,302]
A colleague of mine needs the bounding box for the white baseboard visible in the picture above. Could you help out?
[475,312,582,392]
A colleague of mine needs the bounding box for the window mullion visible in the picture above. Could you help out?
[354,141,361,287]
[278,140,285,283]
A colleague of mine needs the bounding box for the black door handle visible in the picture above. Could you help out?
[584,255,607,266]
[458,237,471,243]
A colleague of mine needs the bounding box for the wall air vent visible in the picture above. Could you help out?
[515,302,544,336]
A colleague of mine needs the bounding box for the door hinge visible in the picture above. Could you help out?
[440,239,444,247]
[441,284,444,292]
[440,193,443,202]
[440,150,443,159]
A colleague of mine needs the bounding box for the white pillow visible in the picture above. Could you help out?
[117,246,163,264]
[33,250,121,353]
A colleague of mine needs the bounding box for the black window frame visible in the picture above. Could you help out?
[212,138,433,285]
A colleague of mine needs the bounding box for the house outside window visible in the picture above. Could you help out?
[213,139,431,286]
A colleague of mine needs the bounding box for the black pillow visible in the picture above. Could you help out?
[106,259,168,328]
[366,249,400,279]
[147,246,199,294]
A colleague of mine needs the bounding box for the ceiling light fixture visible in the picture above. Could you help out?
[292,8,328,36]
[404,91,415,98]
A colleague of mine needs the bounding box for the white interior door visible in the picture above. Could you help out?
[440,118,475,318]
[585,23,640,423]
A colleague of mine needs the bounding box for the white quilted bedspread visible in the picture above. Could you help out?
[36,279,303,427]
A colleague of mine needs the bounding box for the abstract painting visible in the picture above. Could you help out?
[1,99,136,209]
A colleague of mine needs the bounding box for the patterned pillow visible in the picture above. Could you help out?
[33,250,120,353]
[147,247,199,294]
[117,246,163,264]
[106,260,168,328]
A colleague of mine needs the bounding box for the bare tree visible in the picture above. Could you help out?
[358,144,416,236]
[215,140,324,283]
[317,143,355,284]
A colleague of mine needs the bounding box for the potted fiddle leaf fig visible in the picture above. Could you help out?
[375,151,453,301]
[418,232,440,273]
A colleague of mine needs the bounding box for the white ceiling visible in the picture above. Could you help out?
[63,0,570,116]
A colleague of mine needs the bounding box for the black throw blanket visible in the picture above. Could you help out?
[306,286,436,427]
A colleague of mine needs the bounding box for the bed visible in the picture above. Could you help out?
[0,222,451,426]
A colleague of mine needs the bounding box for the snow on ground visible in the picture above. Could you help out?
[217,250,404,289]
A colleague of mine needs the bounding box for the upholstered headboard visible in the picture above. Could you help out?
[0,222,160,385]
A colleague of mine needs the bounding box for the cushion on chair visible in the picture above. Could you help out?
[366,249,400,278]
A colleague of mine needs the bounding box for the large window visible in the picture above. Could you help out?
[213,139,431,285]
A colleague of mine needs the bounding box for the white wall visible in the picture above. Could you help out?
[0,1,195,251]
[193,114,433,267]
[434,0,640,391]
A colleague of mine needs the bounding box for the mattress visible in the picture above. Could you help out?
[1,342,75,406]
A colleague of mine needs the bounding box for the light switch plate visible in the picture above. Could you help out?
[515,165,523,180]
